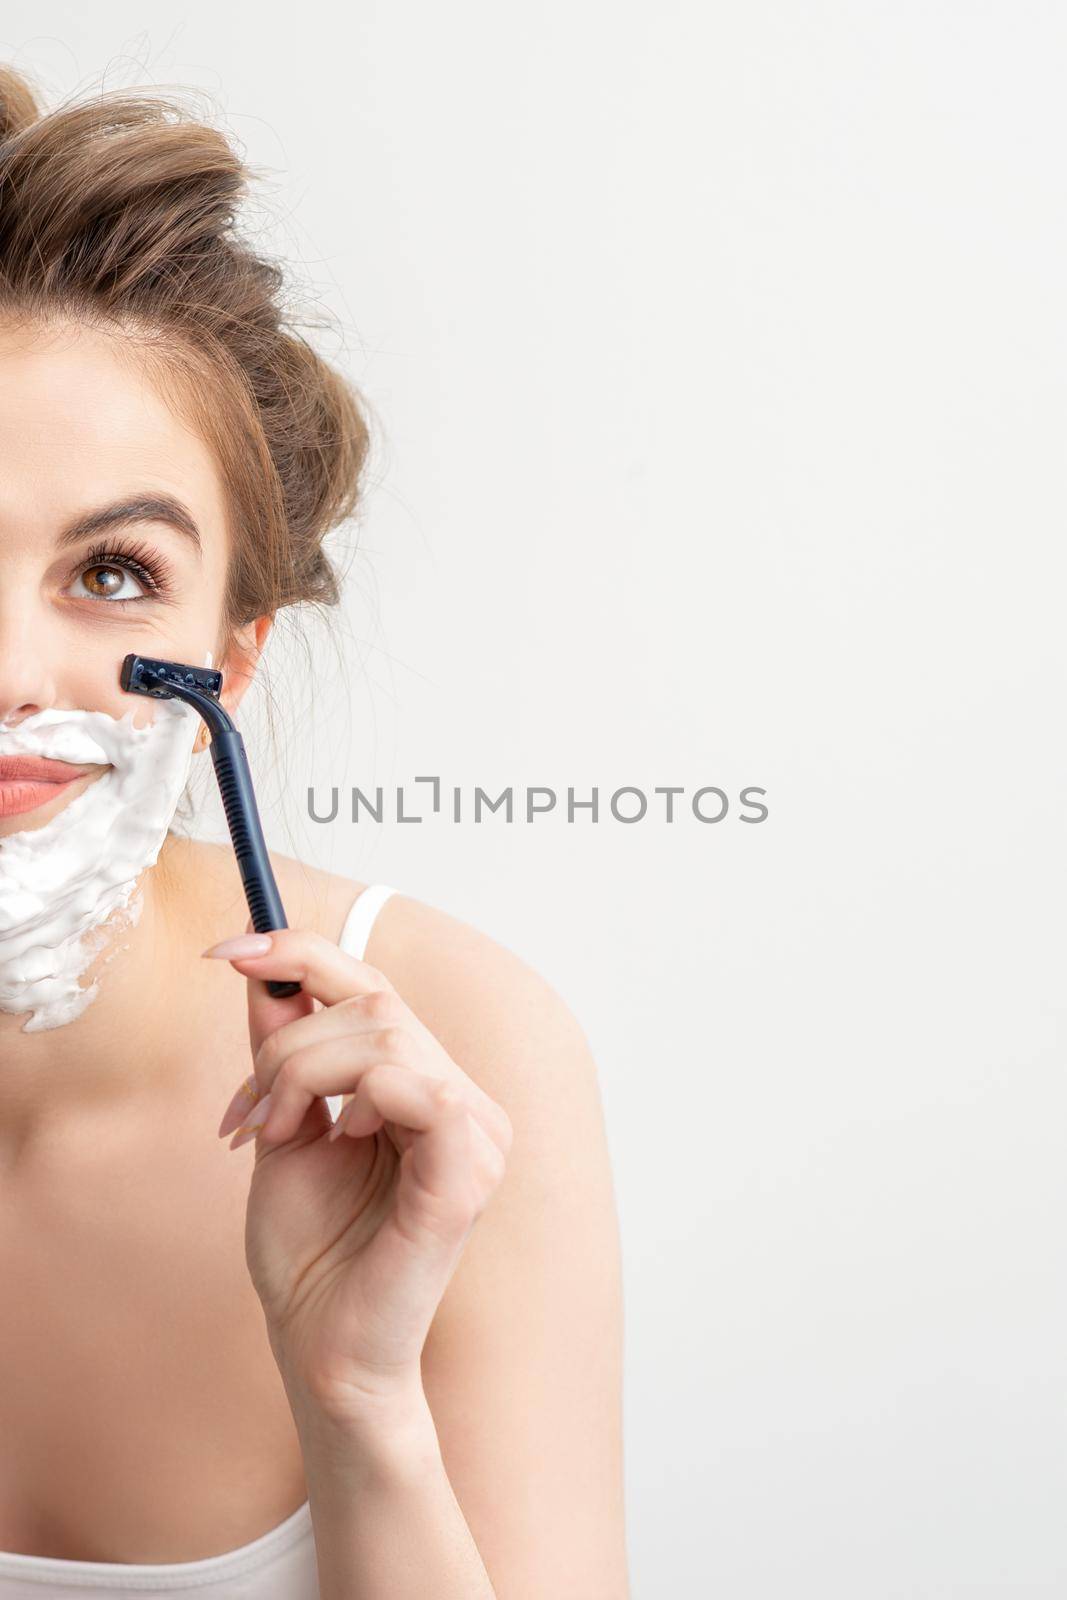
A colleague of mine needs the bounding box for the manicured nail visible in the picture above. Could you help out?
[202,933,274,960]
[229,1092,274,1150]
[218,1074,261,1139]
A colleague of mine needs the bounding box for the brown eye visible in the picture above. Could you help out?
[74,562,149,602]
[66,537,175,606]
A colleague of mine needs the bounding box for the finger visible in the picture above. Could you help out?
[260,1032,510,1153]
[334,1068,508,1194]
[242,916,316,1063]
[323,1065,447,1149]
[250,992,514,1153]
[253,985,405,1088]
[331,1069,489,1232]
[261,1029,422,1144]
[223,921,390,1068]
[212,925,397,1013]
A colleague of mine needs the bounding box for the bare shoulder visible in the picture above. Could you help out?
[348,886,600,1119]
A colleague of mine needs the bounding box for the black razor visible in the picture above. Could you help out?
[120,653,301,1000]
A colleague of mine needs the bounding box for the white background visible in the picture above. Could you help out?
[5,6,1066,1594]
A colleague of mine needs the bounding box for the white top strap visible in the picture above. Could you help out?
[327,884,398,1125]
[337,883,397,962]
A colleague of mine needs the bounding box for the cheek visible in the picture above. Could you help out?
[69,641,219,726]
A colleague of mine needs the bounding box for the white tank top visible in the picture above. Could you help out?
[0,883,398,1599]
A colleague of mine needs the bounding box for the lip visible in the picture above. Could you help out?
[0,758,98,821]
[0,756,96,783]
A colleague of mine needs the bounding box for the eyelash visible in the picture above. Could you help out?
[74,538,177,605]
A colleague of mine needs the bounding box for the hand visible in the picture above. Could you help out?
[205,918,513,1426]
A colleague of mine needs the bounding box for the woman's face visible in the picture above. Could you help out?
[0,317,259,838]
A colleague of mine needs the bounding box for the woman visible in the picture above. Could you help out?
[0,68,628,1599]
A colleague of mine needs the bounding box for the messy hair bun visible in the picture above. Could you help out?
[0,66,373,636]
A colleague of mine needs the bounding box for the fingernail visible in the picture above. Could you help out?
[229,1092,274,1150]
[202,933,274,960]
[218,1075,261,1139]
[327,1105,349,1142]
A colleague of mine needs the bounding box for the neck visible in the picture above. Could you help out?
[0,832,212,1154]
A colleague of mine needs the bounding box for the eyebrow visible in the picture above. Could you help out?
[56,494,203,556]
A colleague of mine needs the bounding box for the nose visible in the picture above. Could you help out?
[0,590,63,727]
[0,704,47,731]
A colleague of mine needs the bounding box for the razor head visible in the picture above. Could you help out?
[120,653,223,701]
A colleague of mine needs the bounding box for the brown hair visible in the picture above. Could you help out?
[0,65,374,647]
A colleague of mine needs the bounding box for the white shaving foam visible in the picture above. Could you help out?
[0,657,212,1033]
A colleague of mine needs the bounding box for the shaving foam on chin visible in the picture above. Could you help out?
[0,662,210,1033]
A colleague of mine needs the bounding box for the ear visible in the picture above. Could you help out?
[215,615,273,720]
